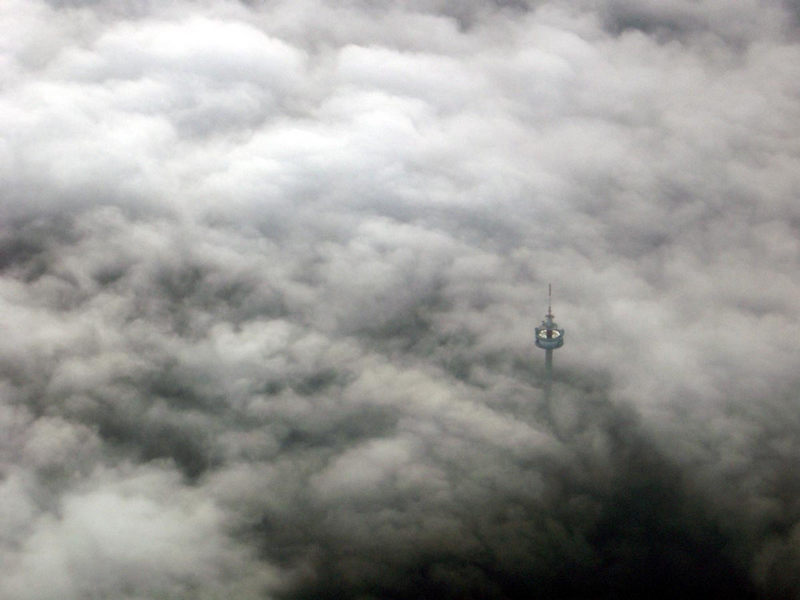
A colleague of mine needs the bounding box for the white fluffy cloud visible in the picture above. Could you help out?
[2,0,800,597]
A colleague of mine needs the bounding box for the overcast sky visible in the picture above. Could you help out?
[2,0,800,598]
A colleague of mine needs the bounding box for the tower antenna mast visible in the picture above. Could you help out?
[535,283,565,402]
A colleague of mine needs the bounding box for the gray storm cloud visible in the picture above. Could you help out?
[1,0,800,598]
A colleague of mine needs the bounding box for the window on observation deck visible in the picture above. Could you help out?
[538,329,561,338]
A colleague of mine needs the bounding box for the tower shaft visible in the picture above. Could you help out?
[544,348,553,400]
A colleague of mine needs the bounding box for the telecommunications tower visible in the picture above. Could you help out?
[535,284,564,399]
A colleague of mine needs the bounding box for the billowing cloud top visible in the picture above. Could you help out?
[2,1,800,598]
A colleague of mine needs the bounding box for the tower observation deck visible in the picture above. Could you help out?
[535,284,564,399]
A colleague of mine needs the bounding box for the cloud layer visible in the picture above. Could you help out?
[2,0,800,597]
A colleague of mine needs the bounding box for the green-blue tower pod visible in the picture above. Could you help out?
[535,284,564,398]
